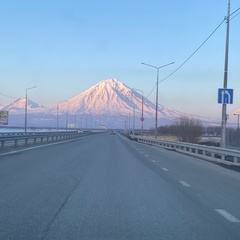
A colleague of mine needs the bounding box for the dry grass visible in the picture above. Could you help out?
[143,134,179,141]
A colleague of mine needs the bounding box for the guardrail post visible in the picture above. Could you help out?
[25,138,28,145]
[203,150,206,156]
[233,156,239,164]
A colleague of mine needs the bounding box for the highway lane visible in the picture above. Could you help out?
[0,133,240,239]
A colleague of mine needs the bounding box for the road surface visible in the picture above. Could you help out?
[0,133,240,239]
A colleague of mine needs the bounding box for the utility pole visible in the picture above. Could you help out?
[220,0,230,148]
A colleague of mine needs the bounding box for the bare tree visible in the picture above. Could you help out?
[174,116,203,143]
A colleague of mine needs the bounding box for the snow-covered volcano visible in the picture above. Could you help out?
[49,79,182,118]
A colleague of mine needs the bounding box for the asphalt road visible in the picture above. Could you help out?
[0,133,240,240]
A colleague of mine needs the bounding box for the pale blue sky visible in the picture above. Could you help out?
[0,0,239,119]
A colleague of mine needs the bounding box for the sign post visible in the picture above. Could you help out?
[218,88,233,148]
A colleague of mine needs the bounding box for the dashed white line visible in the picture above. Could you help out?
[162,167,169,171]
[151,160,156,163]
[145,155,149,157]
[215,209,240,223]
[179,180,191,187]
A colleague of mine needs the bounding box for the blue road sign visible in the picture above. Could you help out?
[218,88,233,104]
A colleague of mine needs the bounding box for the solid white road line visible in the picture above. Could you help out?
[0,137,88,157]
[179,180,191,187]
[215,209,240,223]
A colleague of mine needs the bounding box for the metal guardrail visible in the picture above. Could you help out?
[0,131,97,150]
[130,135,240,167]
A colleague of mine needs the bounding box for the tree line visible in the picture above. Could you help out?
[150,116,221,144]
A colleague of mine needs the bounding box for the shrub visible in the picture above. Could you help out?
[174,116,203,143]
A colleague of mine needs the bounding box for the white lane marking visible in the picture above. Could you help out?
[139,151,143,154]
[162,167,169,171]
[145,155,149,157]
[151,160,156,163]
[179,180,191,187]
[215,209,240,223]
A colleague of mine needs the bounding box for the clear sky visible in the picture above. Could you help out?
[0,0,239,120]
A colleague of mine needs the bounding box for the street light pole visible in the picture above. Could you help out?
[133,106,135,135]
[25,86,37,133]
[141,62,174,138]
[66,104,69,131]
[57,103,59,131]
[141,92,143,136]
[156,68,159,139]
[132,88,144,137]
[57,100,66,132]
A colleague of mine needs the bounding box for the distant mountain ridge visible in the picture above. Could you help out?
[1,98,44,113]
[0,79,212,128]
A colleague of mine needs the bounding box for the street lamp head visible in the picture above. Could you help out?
[141,62,158,69]
[141,61,175,69]
[26,86,37,92]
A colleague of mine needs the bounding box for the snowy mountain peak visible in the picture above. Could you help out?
[2,98,43,111]
[99,78,121,85]
[98,79,125,89]
[87,79,130,98]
